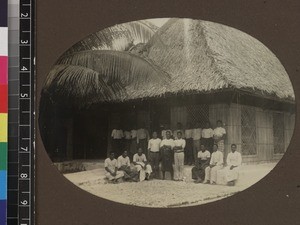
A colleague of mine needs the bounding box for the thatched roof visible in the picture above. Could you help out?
[141,18,294,101]
[43,19,294,107]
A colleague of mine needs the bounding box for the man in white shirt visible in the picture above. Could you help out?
[173,122,185,140]
[201,121,214,153]
[104,151,124,183]
[137,123,150,157]
[184,122,194,165]
[225,144,242,186]
[117,150,138,182]
[148,131,162,178]
[173,131,186,181]
[192,121,202,164]
[160,131,175,180]
[213,120,226,153]
[204,144,224,184]
[161,123,172,140]
[192,144,211,183]
[133,147,152,181]
[111,125,124,156]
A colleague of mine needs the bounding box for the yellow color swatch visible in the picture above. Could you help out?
[0,113,7,142]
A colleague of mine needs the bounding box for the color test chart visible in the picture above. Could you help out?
[0,0,8,224]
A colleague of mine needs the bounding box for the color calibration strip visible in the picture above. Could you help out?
[0,0,8,224]
[7,0,20,224]
[7,0,35,224]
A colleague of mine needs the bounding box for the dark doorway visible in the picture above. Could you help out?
[73,109,109,159]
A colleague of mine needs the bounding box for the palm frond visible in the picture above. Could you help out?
[43,64,117,104]
[56,50,170,88]
[62,21,158,57]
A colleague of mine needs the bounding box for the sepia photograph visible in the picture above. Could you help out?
[38,18,295,208]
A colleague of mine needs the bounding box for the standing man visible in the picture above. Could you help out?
[130,125,138,158]
[173,122,185,140]
[202,121,214,153]
[191,144,211,183]
[111,124,123,156]
[161,123,172,140]
[123,126,132,154]
[173,131,186,181]
[192,121,202,164]
[133,147,153,181]
[225,144,242,186]
[104,151,124,183]
[148,131,162,179]
[160,131,175,180]
[137,123,150,157]
[184,122,194,165]
[204,144,224,184]
[213,120,226,153]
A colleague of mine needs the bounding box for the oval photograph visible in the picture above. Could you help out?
[39,18,295,208]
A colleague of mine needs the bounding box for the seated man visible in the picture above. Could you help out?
[104,151,124,183]
[133,147,153,181]
[117,150,139,182]
[204,144,223,184]
[192,144,211,183]
[224,144,242,186]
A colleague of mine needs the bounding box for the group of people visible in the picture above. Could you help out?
[106,120,242,186]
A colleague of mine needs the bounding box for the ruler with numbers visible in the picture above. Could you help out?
[7,0,35,225]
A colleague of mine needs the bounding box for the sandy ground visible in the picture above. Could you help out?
[64,163,276,208]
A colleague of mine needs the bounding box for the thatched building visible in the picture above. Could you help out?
[40,19,295,163]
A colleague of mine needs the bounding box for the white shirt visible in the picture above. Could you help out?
[131,130,137,139]
[111,129,123,139]
[173,129,185,139]
[226,151,242,167]
[213,127,226,138]
[192,128,202,140]
[210,151,224,166]
[148,138,162,152]
[161,129,172,139]
[185,129,193,139]
[160,138,175,149]
[117,155,130,168]
[174,138,186,150]
[202,128,214,138]
[133,153,147,163]
[104,158,118,172]
[197,150,211,160]
[124,131,131,140]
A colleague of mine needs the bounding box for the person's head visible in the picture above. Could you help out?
[177,122,182,129]
[152,131,158,139]
[213,144,218,152]
[217,120,223,127]
[137,147,143,156]
[231,144,237,153]
[109,151,115,160]
[122,150,128,157]
[205,121,211,129]
[200,144,205,152]
[177,131,182,139]
[166,130,171,139]
[186,122,192,129]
